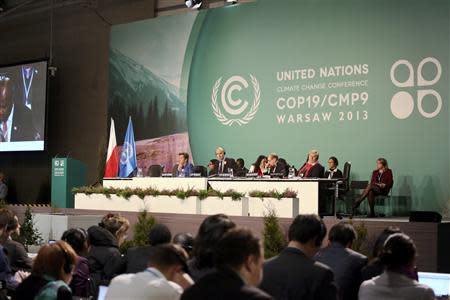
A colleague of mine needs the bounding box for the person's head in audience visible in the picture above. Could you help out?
[214,228,263,287]
[173,232,194,258]
[288,214,326,258]
[308,150,320,164]
[178,152,189,167]
[267,153,279,168]
[372,226,402,258]
[61,228,89,257]
[0,208,15,238]
[215,147,226,161]
[208,159,217,173]
[99,213,130,245]
[328,222,357,248]
[33,240,77,285]
[327,156,339,171]
[193,214,236,269]
[6,212,20,237]
[147,244,189,284]
[376,157,389,171]
[148,224,172,246]
[379,233,417,277]
[236,158,245,170]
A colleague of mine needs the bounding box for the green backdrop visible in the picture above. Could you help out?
[110,0,450,215]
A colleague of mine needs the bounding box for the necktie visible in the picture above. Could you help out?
[219,161,223,173]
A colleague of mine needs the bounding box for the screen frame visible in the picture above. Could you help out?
[0,57,50,153]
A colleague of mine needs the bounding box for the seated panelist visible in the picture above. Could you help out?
[211,146,235,175]
[297,149,325,178]
[266,153,288,177]
[249,155,267,177]
[207,159,218,176]
[324,156,343,179]
[172,152,194,177]
[353,158,393,217]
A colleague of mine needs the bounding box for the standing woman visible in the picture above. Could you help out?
[353,158,393,217]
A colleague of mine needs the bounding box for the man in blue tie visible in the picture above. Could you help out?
[174,152,194,177]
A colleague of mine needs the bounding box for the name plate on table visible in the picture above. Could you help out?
[218,173,232,178]
[270,173,285,178]
[162,173,173,177]
[189,173,202,177]
[246,173,258,178]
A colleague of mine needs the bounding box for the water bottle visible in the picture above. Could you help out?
[228,168,234,178]
[137,168,143,177]
[288,167,295,178]
[180,168,185,177]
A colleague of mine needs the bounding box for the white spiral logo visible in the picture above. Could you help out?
[211,74,261,126]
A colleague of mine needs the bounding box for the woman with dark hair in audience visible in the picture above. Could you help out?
[61,228,91,298]
[1,213,32,273]
[361,226,402,281]
[118,223,173,274]
[188,214,236,281]
[353,158,394,217]
[173,233,194,259]
[87,213,129,288]
[14,240,77,300]
[249,155,267,177]
[359,233,435,300]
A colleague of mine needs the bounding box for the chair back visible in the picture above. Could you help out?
[194,165,208,177]
[341,161,352,191]
[148,165,163,177]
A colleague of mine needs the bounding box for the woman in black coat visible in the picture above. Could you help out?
[87,214,129,288]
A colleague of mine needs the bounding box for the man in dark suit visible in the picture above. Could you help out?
[315,222,368,300]
[260,214,338,300]
[182,228,273,300]
[211,146,236,175]
[235,158,249,177]
[267,153,288,177]
[0,76,39,142]
[298,150,325,178]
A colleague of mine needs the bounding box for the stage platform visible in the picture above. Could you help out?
[9,205,450,273]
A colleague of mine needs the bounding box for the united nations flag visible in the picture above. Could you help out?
[119,117,137,178]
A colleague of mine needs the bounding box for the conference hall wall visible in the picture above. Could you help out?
[0,1,155,203]
[110,0,450,216]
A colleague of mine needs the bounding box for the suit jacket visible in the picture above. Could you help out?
[3,238,32,273]
[269,161,288,177]
[182,267,273,300]
[260,247,338,300]
[172,163,194,177]
[314,242,368,300]
[125,245,155,274]
[212,158,236,175]
[359,271,435,300]
[299,163,325,178]
[324,169,343,179]
[370,169,394,195]
[10,104,39,142]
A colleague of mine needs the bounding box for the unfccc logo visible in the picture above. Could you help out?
[211,74,261,126]
[390,57,442,119]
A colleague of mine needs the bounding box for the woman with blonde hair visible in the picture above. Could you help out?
[87,213,129,288]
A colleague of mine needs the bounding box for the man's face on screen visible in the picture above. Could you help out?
[0,79,13,122]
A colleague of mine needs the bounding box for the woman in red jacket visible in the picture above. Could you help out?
[353,158,393,217]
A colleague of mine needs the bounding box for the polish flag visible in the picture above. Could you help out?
[104,118,119,177]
